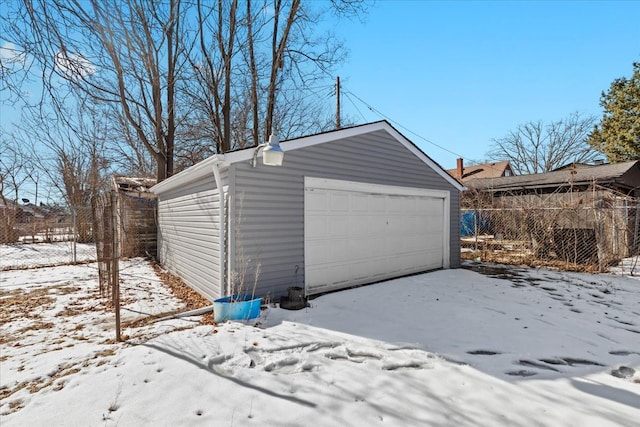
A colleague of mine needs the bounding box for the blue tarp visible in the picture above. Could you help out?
[460,211,490,237]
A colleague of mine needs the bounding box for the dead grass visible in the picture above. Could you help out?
[0,288,55,324]
[25,364,82,395]
[461,251,600,273]
[92,349,116,358]
[8,399,24,411]
[17,321,54,333]
[0,382,29,401]
[152,263,210,310]
[1,363,90,402]
[151,262,216,325]
[1,260,202,416]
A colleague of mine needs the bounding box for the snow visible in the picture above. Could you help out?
[0,242,96,270]
[1,248,639,426]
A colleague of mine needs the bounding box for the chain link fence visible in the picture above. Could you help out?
[1,202,98,270]
[1,188,157,272]
[461,200,640,272]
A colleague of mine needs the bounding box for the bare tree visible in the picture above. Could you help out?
[4,0,369,179]
[0,136,29,203]
[4,0,187,181]
[13,98,111,210]
[187,0,363,152]
[488,112,601,174]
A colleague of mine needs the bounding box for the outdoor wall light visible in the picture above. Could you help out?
[251,134,284,167]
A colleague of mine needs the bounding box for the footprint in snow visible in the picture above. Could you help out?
[505,370,537,377]
[608,318,636,326]
[609,350,640,356]
[382,361,426,371]
[518,360,560,372]
[207,354,233,367]
[346,348,384,360]
[264,356,300,373]
[467,350,502,356]
[305,342,341,352]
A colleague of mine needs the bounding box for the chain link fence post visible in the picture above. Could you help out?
[71,205,78,263]
[110,191,121,342]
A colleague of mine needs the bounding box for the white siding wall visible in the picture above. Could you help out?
[157,174,224,301]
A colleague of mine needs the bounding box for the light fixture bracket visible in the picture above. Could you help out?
[251,134,284,167]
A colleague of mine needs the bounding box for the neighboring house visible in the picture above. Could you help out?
[151,121,464,301]
[461,160,640,265]
[447,158,515,183]
[465,160,640,203]
[16,202,49,222]
[0,197,66,243]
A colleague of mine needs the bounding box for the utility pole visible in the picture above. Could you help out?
[336,76,341,129]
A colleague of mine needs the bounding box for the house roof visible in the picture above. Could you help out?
[551,162,605,172]
[17,203,50,218]
[447,160,513,182]
[0,197,17,210]
[152,121,465,194]
[466,160,640,192]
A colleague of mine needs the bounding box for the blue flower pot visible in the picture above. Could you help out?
[213,295,262,322]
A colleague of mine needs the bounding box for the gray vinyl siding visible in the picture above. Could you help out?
[157,172,225,301]
[229,129,461,298]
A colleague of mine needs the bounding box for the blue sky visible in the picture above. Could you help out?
[332,0,640,170]
[1,1,638,176]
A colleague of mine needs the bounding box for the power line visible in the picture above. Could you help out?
[343,91,367,122]
[343,88,466,160]
[342,88,514,176]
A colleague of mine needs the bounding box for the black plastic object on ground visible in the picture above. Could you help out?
[280,286,308,310]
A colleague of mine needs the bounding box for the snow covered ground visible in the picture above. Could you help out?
[1,255,639,426]
[0,242,97,270]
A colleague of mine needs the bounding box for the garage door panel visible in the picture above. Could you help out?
[351,193,369,212]
[351,217,369,236]
[331,193,349,211]
[306,190,329,211]
[332,238,350,262]
[305,179,447,295]
[306,216,328,239]
[368,195,386,212]
[330,216,349,237]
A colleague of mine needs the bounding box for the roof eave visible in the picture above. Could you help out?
[150,154,226,195]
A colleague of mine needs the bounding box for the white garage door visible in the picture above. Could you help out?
[304,177,450,295]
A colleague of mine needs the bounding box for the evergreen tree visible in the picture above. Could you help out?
[588,62,640,162]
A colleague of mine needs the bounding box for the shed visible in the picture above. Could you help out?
[151,121,464,301]
[112,176,158,258]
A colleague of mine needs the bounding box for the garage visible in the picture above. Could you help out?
[153,120,463,300]
[305,177,450,295]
